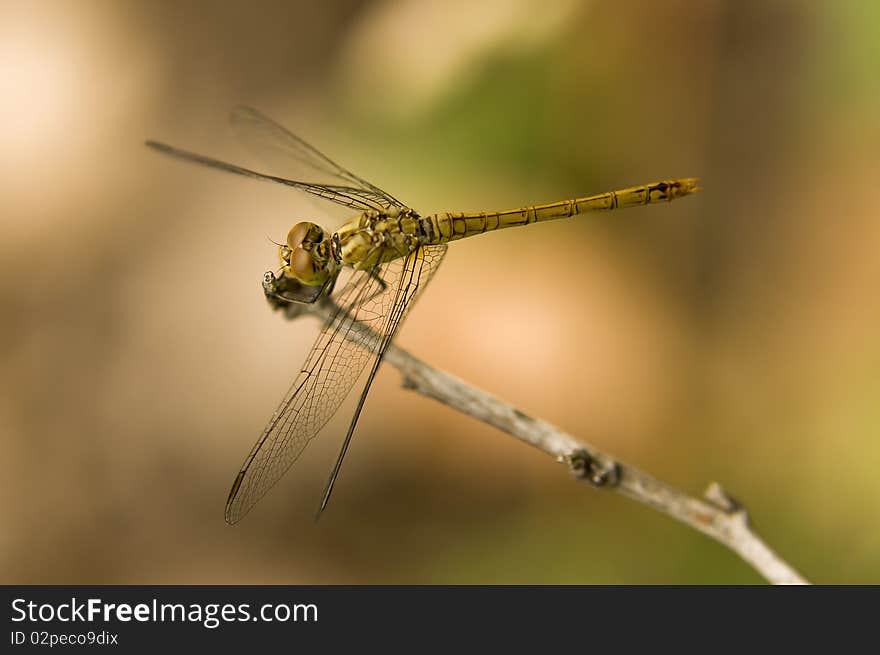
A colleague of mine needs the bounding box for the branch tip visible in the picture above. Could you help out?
[704,482,740,512]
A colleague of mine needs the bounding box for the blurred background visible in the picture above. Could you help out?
[2,0,878,584]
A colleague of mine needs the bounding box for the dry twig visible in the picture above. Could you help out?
[276,287,808,585]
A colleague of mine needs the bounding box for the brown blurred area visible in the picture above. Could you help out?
[2,0,878,583]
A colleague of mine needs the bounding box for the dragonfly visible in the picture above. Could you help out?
[146,107,700,524]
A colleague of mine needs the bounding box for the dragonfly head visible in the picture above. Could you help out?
[281,221,337,286]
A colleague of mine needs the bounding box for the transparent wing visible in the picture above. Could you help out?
[225,244,447,523]
[231,106,407,210]
[145,140,389,212]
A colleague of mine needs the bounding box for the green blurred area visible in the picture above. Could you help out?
[1,0,878,584]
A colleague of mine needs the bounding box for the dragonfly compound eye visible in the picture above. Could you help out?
[287,222,311,250]
[287,221,325,250]
[290,247,328,286]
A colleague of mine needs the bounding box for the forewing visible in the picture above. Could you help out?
[146,140,385,212]
[231,106,406,210]
[225,244,447,523]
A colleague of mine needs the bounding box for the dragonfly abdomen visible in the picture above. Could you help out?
[427,178,699,244]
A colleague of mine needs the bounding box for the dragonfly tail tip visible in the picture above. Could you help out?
[681,177,701,195]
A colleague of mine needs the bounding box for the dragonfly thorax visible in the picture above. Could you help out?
[332,207,427,272]
[282,221,339,286]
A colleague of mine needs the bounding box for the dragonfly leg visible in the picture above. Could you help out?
[262,271,330,306]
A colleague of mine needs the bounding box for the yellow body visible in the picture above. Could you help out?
[317,178,700,275]
[429,177,699,241]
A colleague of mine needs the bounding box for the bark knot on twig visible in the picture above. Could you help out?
[565,449,620,488]
[704,481,750,526]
